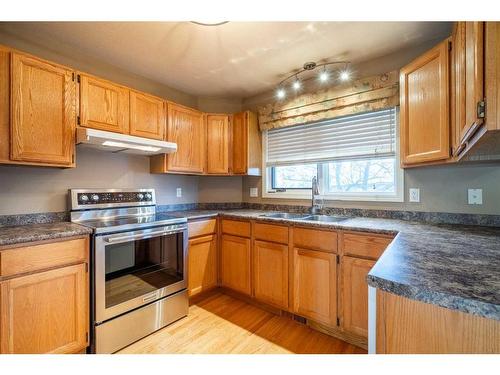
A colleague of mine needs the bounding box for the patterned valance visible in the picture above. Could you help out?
[258,70,399,131]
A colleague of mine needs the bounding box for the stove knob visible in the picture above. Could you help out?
[137,193,144,200]
[80,195,89,202]
[145,193,152,200]
[91,194,100,202]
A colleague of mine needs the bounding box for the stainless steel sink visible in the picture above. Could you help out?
[260,212,311,219]
[298,214,349,222]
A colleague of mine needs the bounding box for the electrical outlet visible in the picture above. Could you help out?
[176,188,182,198]
[468,188,482,205]
[409,188,420,203]
[249,187,258,197]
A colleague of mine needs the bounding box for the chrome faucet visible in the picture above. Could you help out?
[311,176,322,214]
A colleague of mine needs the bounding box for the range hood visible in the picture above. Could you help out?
[76,128,177,155]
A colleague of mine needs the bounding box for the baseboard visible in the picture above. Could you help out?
[307,320,368,350]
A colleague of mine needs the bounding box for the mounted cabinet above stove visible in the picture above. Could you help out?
[150,108,261,176]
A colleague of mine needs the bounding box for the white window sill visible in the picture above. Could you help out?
[262,191,404,203]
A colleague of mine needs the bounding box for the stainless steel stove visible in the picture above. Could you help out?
[70,188,189,354]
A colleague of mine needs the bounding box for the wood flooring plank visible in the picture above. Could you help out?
[118,292,366,354]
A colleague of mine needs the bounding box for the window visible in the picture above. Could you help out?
[263,108,403,202]
[271,164,317,189]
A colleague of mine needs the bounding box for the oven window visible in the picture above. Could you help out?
[104,232,184,308]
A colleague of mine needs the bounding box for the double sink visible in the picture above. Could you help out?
[260,212,349,223]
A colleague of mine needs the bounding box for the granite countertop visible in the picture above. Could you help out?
[170,209,500,321]
[1,208,498,321]
[0,222,92,247]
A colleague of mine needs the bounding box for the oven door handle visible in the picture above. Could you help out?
[105,229,181,243]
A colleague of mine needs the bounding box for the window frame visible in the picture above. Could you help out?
[262,107,404,202]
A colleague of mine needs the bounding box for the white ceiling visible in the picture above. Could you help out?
[0,22,451,98]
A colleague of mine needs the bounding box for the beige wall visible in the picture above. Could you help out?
[0,148,199,215]
[1,26,500,217]
[197,97,242,113]
[0,30,198,108]
[198,176,243,203]
[243,163,500,215]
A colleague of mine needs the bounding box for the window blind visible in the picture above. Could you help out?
[266,108,397,166]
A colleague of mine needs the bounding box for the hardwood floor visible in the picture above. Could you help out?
[118,292,367,354]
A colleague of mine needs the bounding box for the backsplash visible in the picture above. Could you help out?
[2,202,500,228]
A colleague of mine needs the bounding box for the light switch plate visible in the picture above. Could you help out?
[249,187,258,197]
[176,188,182,198]
[468,188,482,205]
[409,188,420,203]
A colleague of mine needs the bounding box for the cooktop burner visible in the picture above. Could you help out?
[69,189,187,234]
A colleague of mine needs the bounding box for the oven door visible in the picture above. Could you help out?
[94,224,188,323]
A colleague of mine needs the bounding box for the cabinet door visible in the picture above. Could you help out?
[206,114,230,174]
[400,40,450,165]
[10,53,75,166]
[341,256,375,338]
[254,240,288,309]
[0,47,10,164]
[293,248,337,327]
[188,234,218,297]
[0,263,88,354]
[463,22,485,142]
[232,111,248,174]
[166,103,205,173]
[220,234,251,295]
[129,91,165,140]
[79,74,129,134]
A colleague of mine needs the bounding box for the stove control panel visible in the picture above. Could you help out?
[73,190,155,207]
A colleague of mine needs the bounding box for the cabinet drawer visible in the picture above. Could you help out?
[0,237,88,278]
[221,219,251,237]
[342,232,393,260]
[188,219,217,238]
[254,223,288,244]
[293,227,337,253]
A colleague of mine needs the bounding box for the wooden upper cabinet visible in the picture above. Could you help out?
[340,256,375,339]
[79,74,129,134]
[232,111,262,176]
[400,40,450,165]
[206,114,230,174]
[293,248,337,327]
[129,91,165,140]
[453,22,485,157]
[165,103,205,174]
[0,263,88,354]
[0,46,10,164]
[10,53,75,166]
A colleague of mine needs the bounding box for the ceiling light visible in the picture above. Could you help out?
[190,21,229,27]
[319,70,329,82]
[276,88,286,99]
[292,78,301,90]
[102,141,161,152]
[340,70,351,81]
[274,60,351,101]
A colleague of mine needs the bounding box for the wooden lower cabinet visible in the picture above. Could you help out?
[292,248,337,327]
[340,256,376,338]
[220,234,251,295]
[253,240,288,309]
[188,234,218,297]
[0,263,88,354]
